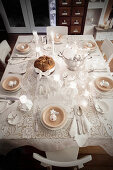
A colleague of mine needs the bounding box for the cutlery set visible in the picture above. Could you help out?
[88,68,107,73]
[74,106,87,135]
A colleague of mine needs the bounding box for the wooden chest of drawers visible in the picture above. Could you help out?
[56,0,88,35]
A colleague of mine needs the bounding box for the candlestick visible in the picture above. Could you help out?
[32,30,39,45]
[36,47,42,57]
[51,31,55,56]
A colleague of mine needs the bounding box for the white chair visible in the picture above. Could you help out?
[46,26,68,43]
[101,39,113,61]
[107,54,113,75]
[0,40,11,66]
[33,146,92,170]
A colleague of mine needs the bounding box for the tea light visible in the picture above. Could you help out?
[19,95,33,111]
[19,95,27,104]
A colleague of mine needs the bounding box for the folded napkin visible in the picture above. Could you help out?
[8,62,27,73]
[97,98,113,139]
[0,101,8,113]
[69,113,92,147]
[86,58,107,71]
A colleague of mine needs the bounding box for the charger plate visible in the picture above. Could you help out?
[94,77,113,92]
[41,105,67,128]
[2,76,20,91]
[16,43,30,54]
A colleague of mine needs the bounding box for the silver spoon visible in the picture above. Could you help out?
[74,106,82,135]
[77,107,86,134]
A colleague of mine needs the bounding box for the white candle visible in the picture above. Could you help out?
[51,31,55,56]
[32,30,39,45]
[36,47,42,57]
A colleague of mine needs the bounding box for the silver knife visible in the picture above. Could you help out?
[0,96,19,101]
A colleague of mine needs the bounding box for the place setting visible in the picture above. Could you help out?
[40,104,67,130]
[80,40,97,53]
[69,104,92,146]
[6,95,33,126]
[1,76,21,93]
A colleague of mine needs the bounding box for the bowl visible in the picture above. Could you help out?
[16,43,30,53]
[63,56,85,71]
[62,48,86,71]
[41,105,66,128]
[94,77,113,92]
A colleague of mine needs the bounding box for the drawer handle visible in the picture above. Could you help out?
[76,2,82,4]
[75,12,80,15]
[73,29,78,33]
[62,22,67,24]
[62,12,68,15]
[62,2,68,5]
[74,21,79,24]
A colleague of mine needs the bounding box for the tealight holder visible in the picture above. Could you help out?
[18,95,33,112]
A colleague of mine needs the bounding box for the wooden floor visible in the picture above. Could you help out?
[0,33,113,170]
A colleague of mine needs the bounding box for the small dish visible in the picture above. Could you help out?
[94,77,113,92]
[8,111,23,125]
[94,100,109,114]
[2,76,20,92]
[16,43,30,53]
[41,105,67,128]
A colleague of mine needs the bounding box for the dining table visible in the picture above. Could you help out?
[0,34,113,156]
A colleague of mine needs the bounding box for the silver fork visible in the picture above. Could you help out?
[8,72,26,75]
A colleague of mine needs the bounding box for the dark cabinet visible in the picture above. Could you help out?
[57,0,88,34]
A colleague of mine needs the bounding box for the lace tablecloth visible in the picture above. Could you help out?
[0,35,113,156]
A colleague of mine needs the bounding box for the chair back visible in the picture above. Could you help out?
[101,39,113,61]
[107,54,113,75]
[33,146,92,169]
[0,40,11,65]
[33,153,92,169]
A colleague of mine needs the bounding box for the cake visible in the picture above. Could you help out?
[34,55,55,72]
